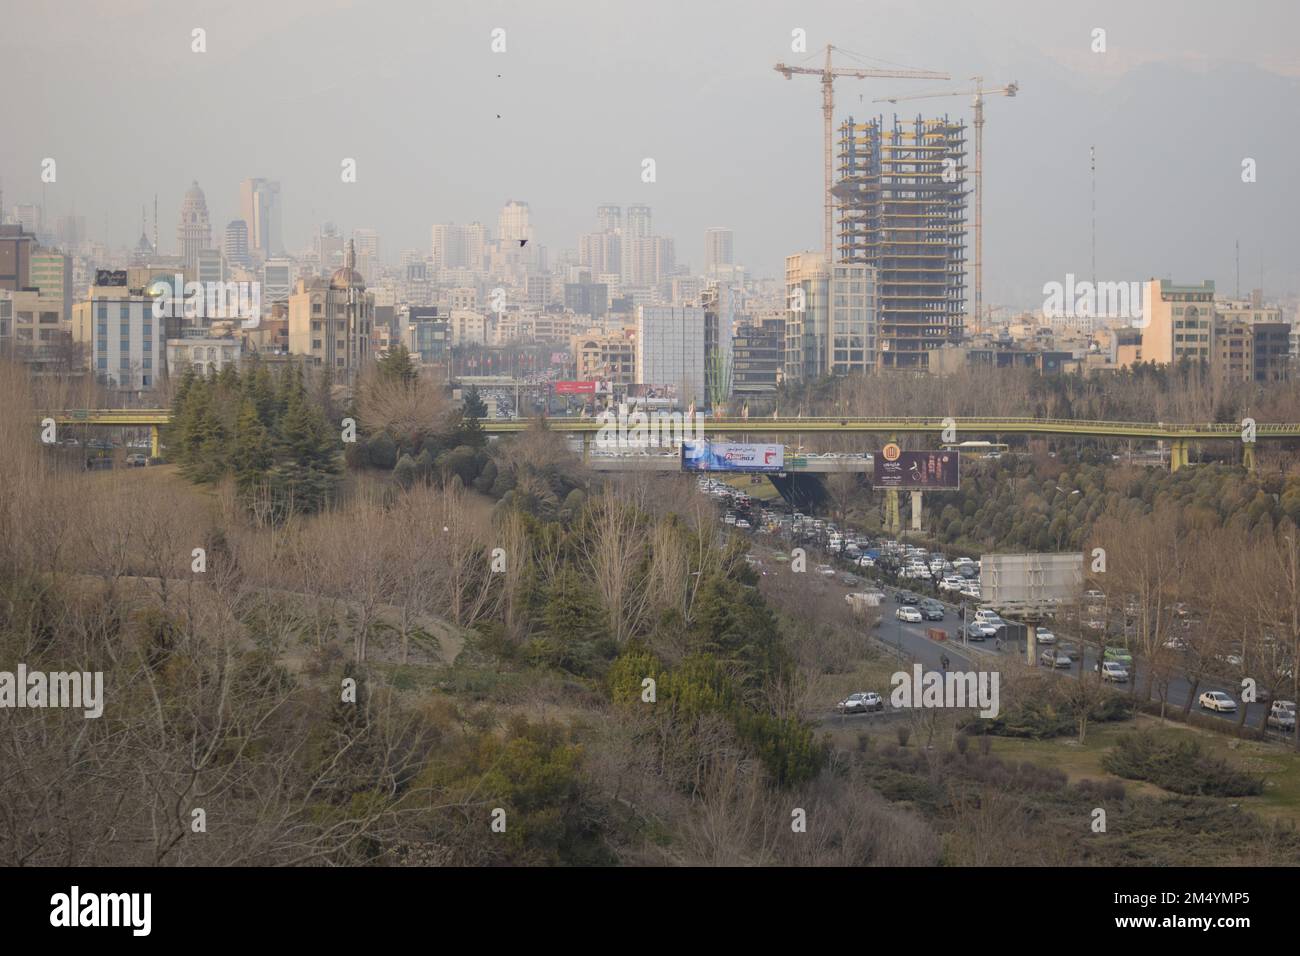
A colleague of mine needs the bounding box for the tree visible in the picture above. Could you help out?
[232,400,273,492]
[377,344,418,387]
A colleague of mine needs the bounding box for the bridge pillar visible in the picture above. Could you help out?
[150,425,161,459]
[910,490,923,532]
[1243,442,1256,474]
[1169,439,1184,472]
[885,489,901,535]
[581,432,591,465]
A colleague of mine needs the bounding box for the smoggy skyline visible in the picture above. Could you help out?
[3,0,1298,307]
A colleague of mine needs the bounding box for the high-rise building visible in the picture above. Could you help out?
[287,240,373,385]
[176,181,213,270]
[0,223,37,292]
[704,227,734,274]
[732,315,786,393]
[497,200,533,245]
[224,220,250,268]
[431,222,488,273]
[30,250,73,324]
[239,178,282,258]
[596,204,622,233]
[262,258,294,305]
[837,115,967,370]
[625,204,652,238]
[784,252,878,382]
[635,305,705,405]
[579,232,622,276]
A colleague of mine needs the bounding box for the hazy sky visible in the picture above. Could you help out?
[4,0,1298,306]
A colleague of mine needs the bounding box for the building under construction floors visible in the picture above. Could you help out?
[835,114,967,371]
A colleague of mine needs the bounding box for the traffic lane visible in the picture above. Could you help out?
[1009,637,1273,729]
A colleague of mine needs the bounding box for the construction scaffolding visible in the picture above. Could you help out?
[835,114,967,370]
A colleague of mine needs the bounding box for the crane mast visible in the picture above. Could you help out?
[775,44,948,263]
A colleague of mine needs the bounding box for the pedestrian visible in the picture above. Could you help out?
[940,654,950,672]
[995,636,1003,651]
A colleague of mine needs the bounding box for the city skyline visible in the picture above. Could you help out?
[2,0,1297,306]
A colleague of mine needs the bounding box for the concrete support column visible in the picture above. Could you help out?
[910,490,923,532]
[150,425,161,459]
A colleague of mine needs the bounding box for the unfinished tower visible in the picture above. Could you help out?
[836,114,967,370]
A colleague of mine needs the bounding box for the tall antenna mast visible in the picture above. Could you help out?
[1089,146,1096,292]
[1235,239,1240,298]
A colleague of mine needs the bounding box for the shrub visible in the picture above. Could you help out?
[896,725,912,747]
[1101,731,1264,797]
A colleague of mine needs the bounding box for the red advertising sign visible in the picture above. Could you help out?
[555,380,596,395]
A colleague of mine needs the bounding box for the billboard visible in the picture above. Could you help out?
[873,444,959,490]
[627,384,678,401]
[980,553,1084,613]
[555,380,596,395]
[682,440,784,473]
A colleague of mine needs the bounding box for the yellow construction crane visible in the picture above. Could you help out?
[875,77,1018,330]
[774,44,948,263]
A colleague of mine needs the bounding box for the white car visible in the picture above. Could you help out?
[1035,628,1056,644]
[735,519,751,530]
[1096,661,1129,682]
[1199,691,1237,713]
[815,564,836,577]
[837,691,884,714]
[896,606,923,623]
[856,556,875,568]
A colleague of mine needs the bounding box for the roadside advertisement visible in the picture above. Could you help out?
[873,444,960,490]
[681,440,784,473]
[555,380,596,395]
[627,384,678,401]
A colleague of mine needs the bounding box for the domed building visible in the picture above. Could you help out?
[287,239,374,387]
[176,180,212,270]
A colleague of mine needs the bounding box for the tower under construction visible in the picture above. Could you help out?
[835,114,967,370]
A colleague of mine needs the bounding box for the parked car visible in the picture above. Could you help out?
[899,591,920,605]
[734,519,751,530]
[815,564,836,577]
[1034,628,1056,644]
[839,572,861,587]
[1040,649,1072,669]
[1199,691,1238,713]
[837,691,884,714]
[1096,660,1129,682]
[896,606,923,623]
[125,454,148,467]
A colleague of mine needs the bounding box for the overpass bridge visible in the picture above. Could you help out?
[44,411,1292,471]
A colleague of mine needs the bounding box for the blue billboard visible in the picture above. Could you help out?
[682,440,784,473]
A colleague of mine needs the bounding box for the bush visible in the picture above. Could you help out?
[896,725,912,747]
[1101,731,1264,797]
